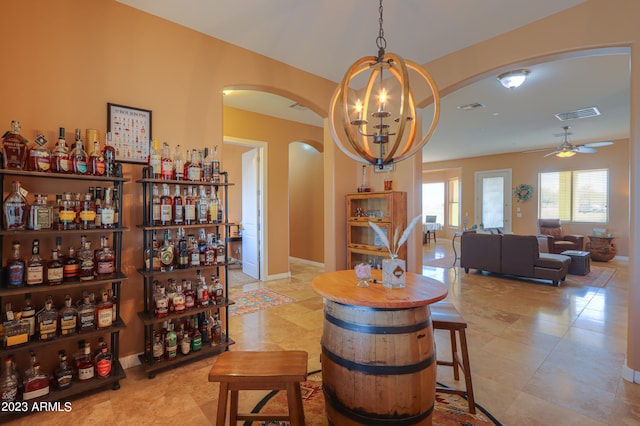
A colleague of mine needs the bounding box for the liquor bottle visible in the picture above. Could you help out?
[212,274,224,305]
[199,312,210,344]
[177,229,189,269]
[204,233,216,266]
[21,293,36,339]
[46,248,64,285]
[187,149,201,181]
[103,132,116,177]
[216,234,227,264]
[94,186,103,228]
[153,281,169,318]
[172,281,185,315]
[55,236,66,264]
[188,234,200,267]
[216,191,224,223]
[160,184,173,225]
[197,186,209,224]
[36,296,57,341]
[183,149,192,181]
[70,129,89,174]
[76,340,95,382]
[184,187,196,225]
[96,290,113,330]
[198,229,207,265]
[28,193,53,230]
[63,246,80,282]
[183,279,195,310]
[51,127,71,174]
[22,362,50,401]
[212,145,221,182]
[77,295,95,332]
[79,240,95,281]
[59,295,78,337]
[144,233,161,272]
[173,185,183,225]
[0,358,18,402]
[73,191,82,229]
[196,272,209,307]
[6,241,25,288]
[108,288,117,324]
[165,321,177,361]
[208,190,218,223]
[26,240,44,286]
[95,339,113,378]
[174,145,184,181]
[94,236,115,279]
[28,132,51,172]
[55,350,73,390]
[79,192,96,230]
[101,187,115,229]
[159,229,175,272]
[1,120,28,170]
[152,184,161,226]
[190,316,202,352]
[152,332,164,362]
[161,142,173,180]
[89,140,106,176]
[202,147,213,182]
[59,192,77,230]
[148,137,161,178]
[51,194,63,230]
[179,323,190,355]
[3,181,28,230]
[112,186,120,227]
[212,311,222,344]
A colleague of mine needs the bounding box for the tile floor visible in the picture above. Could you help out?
[6,240,639,425]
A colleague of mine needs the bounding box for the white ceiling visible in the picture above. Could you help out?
[116,0,630,163]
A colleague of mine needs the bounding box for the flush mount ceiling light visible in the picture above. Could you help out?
[497,69,530,89]
[328,0,440,169]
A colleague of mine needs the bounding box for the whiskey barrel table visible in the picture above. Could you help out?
[312,269,448,425]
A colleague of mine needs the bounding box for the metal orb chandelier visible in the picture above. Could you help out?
[329,0,440,169]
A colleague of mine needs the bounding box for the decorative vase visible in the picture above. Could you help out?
[382,255,406,288]
[586,236,616,262]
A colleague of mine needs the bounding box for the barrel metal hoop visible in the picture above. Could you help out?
[322,346,435,375]
[325,311,431,334]
[323,384,434,425]
[330,301,421,312]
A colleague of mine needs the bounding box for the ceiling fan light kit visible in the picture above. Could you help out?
[543,125,614,158]
[497,69,530,89]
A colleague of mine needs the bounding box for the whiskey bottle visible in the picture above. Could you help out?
[46,248,64,285]
[212,274,224,305]
[179,323,191,355]
[152,184,161,225]
[78,295,95,332]
[153,282,169,318]
[79,240,95,281]
[21,293,37,339]
[160,184,173,226]
[28,193,53,230]
[59,192,77,230]
[177,229,189,269]
[204,233,216,266]
[152,332,164,362]
[187,149,202,182]
[161,141,173,180]
[79,192,96,230]
[148,137,161,178]
[6,241,25,288]
[197,186,209,224]
[28,132,51,172]
[109,288,117,324]
[63,246,80,282]
[165,321,177,361]
[51,127,71,174]
[36,296,57,341]
[55,350,73,390]
[173,185,184,225]
[208,190,218,223]
[89,140,106,176]
[174,144,184,181]
[144,233,161,272]
[96,290,113,330]
[212,311,222,344]
[188,234,200,267]
[1,120,28,170]
[95,339,113,378]
[71,129,89,175]
[26,240,44,286]
[101,187,115,229]
[0,358,18,402]
[76,340,95,382]
[22,362,50,401]
[196,272,209,307]
[199,312,210,344]
[3,181,28,230]
[172,281,186,315]
[113,186,120,227]
[184,187,196,225]
[159,229,175,272]
[202,147,213,182]
[59,295,78,337]
[190,316,202,352]
[103,132,116,177]
[94,236,115,280]
[212,145,221,182]
[94,186,103,228]
[183,279,195,310]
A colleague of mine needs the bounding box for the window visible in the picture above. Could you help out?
[539,169,609,222]
[448,178,460,227]
[422,182,444,226]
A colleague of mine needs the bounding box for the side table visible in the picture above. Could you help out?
[587,236,616,262]
[560,250,591,275]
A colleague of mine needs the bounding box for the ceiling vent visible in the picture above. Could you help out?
[457,102,485,111]
[289,102,309,111]
[554,106,600,121]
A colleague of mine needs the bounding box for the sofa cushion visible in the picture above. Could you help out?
[501,234,538,276]
[460,233,502,272]
[535,253,571,269]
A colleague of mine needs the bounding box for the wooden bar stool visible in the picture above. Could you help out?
[431,302,476,414]
[208,350,308,425]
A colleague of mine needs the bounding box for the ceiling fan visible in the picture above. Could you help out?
[541,126,614,158]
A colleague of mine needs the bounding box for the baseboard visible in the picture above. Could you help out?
[622,362,640,383]
[264,272,291,281]
[120,353,143,370]
[289,256,324,268]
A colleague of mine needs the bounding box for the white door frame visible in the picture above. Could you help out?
[474,169,512,232]
[224,136,267,281]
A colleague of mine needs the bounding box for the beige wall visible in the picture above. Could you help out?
[0,0,332,358]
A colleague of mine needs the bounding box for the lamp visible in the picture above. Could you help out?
[497,69,530,89]
[328,0,440,169]
[555,126,577,158]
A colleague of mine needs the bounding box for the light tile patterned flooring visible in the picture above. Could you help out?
[7,242,639,425]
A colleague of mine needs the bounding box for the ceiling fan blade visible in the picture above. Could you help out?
[583,141,614,148]
[543,150,560,157]
[574,146,597,153]
[522,147,554,154]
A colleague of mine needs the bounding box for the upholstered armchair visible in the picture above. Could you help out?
[537,219,585,254]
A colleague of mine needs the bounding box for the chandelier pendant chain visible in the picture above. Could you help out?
[376,0,387,60]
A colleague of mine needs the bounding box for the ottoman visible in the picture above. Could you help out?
[561,250,591,276]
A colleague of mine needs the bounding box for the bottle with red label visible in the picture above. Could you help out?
[94,236,115,279]
[95,338,113,378]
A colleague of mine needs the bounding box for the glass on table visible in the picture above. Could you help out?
[354,263,372,288]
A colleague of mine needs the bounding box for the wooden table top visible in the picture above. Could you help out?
[312,269,448,309]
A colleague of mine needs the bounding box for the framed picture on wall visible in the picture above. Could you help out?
[107,103,152,164]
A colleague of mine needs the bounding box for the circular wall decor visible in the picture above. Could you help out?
[513,184,533,202]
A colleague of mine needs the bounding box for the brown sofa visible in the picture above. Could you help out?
[460,232,571,286]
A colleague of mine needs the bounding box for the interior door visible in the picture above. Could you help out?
[242,148,260,279]
[474,169,512,232]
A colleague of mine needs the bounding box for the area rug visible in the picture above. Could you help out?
[248,372,501,426]
[423,256,458,269]
[565,266,616,288]
[228,288,297,317]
